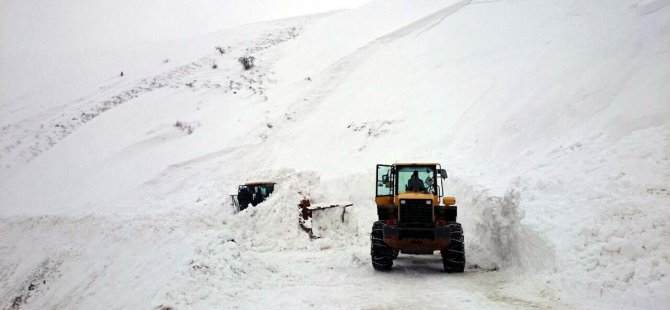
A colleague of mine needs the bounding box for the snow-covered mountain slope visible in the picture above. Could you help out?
[1,0,669,309]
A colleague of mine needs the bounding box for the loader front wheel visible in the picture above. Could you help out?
[441,222,465,273]
[370,221,393,271]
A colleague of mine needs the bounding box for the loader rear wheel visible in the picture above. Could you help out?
[370,221,393,271]
[441,222,465,273]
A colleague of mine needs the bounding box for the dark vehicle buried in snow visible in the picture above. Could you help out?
[231,182,275,212]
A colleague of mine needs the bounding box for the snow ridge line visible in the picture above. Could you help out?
[265,0,474,139]
[379,0,472,40]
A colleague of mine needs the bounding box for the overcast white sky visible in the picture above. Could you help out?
[1,0,370,52]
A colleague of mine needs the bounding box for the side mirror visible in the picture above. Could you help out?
[439,169,448,179]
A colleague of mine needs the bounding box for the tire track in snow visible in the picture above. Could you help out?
[0,24,304,172]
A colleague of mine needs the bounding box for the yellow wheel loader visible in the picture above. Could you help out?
[371,163,464,272]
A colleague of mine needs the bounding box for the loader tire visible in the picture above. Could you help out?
[441,222,465,273]
[391,249,399,259]
[370,221,393,271]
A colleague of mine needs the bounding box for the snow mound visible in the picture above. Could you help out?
[447,178,553,272]
[578,206,670,293]
[226,170,363,252]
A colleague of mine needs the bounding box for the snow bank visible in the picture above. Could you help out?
[225,170,367,253]
[446,178,553,272]
[0,213,207,309]
[224,168,554,274]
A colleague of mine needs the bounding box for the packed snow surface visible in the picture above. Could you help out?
[1,0,669,309]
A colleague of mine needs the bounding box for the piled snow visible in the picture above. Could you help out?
[1,0,669,308]
[449,179,551,272]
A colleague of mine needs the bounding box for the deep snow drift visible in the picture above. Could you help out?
[1,0,669,309]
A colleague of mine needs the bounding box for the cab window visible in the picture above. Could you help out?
[376,165,393,196]
[397,166,436,194]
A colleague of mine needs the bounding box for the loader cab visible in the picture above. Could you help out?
[375,163,454,223]
[376,163,447,198]
[237,182,275,211]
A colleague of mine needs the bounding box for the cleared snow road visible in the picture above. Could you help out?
[214,251,564,309]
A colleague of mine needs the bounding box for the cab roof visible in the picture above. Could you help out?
[394,163,439,167]
[243,181,276,186]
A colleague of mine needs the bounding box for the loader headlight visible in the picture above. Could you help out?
[425,200,431,205]
[400,200,406,205]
